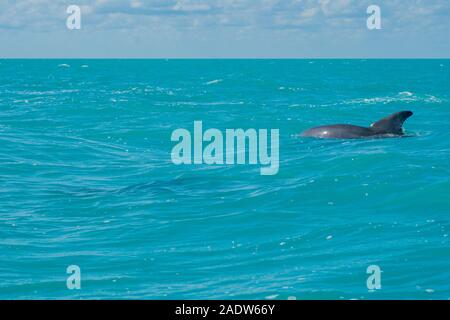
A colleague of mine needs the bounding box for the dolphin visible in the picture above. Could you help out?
[302,111,413,139]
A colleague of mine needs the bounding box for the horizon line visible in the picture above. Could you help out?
[1,57,450,60]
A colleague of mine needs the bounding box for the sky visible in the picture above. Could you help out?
[0,0,449,58]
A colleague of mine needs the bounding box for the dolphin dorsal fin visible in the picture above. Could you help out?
[370,111,413,134]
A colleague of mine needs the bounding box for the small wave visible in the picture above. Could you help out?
[407,130,433,138]
[279,86,305,92]
[205,79,223,85]
[81,65,89,68]
[57,64,70,68]
[9,89,79,96]
[338,92,444,106]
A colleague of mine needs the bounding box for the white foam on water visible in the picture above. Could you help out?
[334,92,445,107]
[205,79,223,85]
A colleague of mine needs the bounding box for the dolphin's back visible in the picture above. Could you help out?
[301,111,413,139]
[302,124,374,139]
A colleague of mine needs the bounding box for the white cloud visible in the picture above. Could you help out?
[172,0,211,12]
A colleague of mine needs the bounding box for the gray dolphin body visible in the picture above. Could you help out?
[302,111,413,139]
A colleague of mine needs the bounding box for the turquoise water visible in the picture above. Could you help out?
[0,59,449,299]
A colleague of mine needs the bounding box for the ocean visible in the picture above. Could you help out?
[0,59,449,299]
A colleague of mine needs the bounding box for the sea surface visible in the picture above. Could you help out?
[0,59,449,299]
